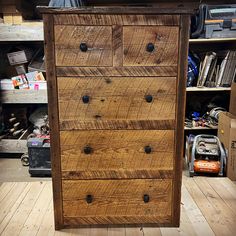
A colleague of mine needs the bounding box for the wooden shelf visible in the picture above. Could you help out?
[0,22,44,41]
[186,87,231,92]
[189,38,236,44]
[1,90,48,104]
[184,126,218,131]
[0,139,27,153]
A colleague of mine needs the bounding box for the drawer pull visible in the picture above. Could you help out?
[84,146,92,154]
[82,95,90,104]
[144,146,152,154]
[143,194,150,203]
[86,194,93,204]
[80,43,88,52]
[146,43,155,53]
[145,95,153,103]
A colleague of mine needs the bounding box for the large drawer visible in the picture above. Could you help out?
[123,26,179,66]
[54,25,113,66]
[62,179,172,225]
[60,130,174,179]
[57,76,176,130]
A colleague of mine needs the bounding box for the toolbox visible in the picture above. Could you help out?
[27,135,51,177]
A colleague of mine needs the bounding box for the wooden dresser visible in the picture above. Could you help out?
[40,7,190,229]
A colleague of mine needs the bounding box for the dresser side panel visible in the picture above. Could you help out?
[43,13,63,229]
[172,15,190,226]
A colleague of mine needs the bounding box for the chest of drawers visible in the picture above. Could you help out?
[40,7,190,229]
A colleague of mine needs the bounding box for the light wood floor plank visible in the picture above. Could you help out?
[19,182,53,236]
[181,183,215,236]
[0,183,31,235]
[217,178,236,196]
[36,199,54,236]
[0,182,29,225]
[207,178,236,215]
[160,205,197,236]
[89,227,108,236]
[125,227,143,236]
[194,178,236,234]
[0,182,16,202]
[184,177,232,236]
[108,226,125,236]
[142,227,162,236]
[1,182,46,236]
[69,227,91,236]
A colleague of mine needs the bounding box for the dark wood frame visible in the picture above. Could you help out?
[173,15,190,226]
[43,14,63,229]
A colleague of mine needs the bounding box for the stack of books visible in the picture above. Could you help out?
[197,50,236,87]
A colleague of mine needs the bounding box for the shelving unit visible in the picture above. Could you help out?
[0,3,47,154]
[184,126,218,130]
[189,38,236,44]
[186,87,231,92]
[0,23,44,42]
[185,37,235,134]
[0,129,28,153]
[1,90,48,104]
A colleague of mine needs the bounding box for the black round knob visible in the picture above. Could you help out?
[144,146,152,154]
[143,194,150,203]
[84,146,92,154]
[80,43,88,52]
[82,95,90,104]
[86,194,93,204]
[145,95,153,103]
[146,43,155,52]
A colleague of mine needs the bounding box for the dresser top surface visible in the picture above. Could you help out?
[37,6,193,15]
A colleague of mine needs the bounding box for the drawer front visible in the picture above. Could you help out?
[54,25,112,66]
[123,26,179,66]
[62,179,172,225]
[60,130,174,179]
[57,77,176,130]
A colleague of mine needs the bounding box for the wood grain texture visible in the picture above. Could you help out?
[57,77,176,127]
[54,25,112,66]
[113,25,123,67]
[56,66,177,77]
[53,14,180,26]
[123,26,179,66]
[60,130,174,179]
[60,119,175,131]
[62,179,172,225]
[43,14,63,230]
[172,15,190,227]
[37,7,193,15]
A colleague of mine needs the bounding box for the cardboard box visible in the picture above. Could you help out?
[218,112,236,180]
[7,47,33,66]
[230,82,236,116]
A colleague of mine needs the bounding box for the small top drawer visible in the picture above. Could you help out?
[123,26,179,66]
[54,25,112,67]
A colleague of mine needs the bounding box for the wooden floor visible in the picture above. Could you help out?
[0,175,236,236]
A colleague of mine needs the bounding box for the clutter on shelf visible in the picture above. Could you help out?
[185,92,228,129]
[191,4,236,39]
[187,50,236,88]
[0,71,46,90]
[21,106,51,176]
[0,45,46,91]
[28,106,49,136]
[0,107,28,140]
